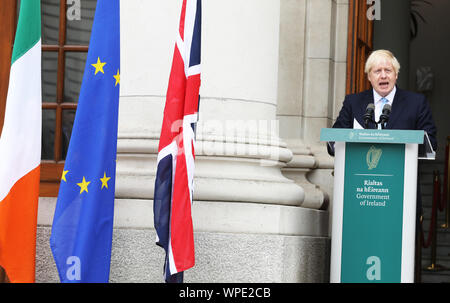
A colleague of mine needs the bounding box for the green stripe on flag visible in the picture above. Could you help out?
[11,0,41,65]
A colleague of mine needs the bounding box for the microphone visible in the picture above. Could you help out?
[378,103,391,129]
[363,103,375,129]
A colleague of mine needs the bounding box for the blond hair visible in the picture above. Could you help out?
[364,49,401,74]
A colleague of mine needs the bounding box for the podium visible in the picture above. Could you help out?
[320,128,426,283]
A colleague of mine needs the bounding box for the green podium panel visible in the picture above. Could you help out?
[321,128,424,283]
[341,143,404,282]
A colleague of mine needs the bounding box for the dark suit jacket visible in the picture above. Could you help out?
[330,87,437,153]
[329,87,438,217]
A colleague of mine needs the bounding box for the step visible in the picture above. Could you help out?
[420,260,450,283]
[420,271,450,283]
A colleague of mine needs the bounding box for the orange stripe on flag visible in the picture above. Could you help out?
[0,165,40,283]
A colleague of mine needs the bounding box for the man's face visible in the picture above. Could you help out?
[367,60,398,97]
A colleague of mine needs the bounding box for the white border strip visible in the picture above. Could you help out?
[187,64,201,77]
[400,143,418,283]
[0,40,41,202]
[157,141,178,164]
[330,142,346,283]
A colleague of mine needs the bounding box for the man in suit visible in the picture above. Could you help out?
[329,50,438,274]
[330,49,437,151]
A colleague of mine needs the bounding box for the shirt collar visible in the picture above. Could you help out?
[373,86,396,104]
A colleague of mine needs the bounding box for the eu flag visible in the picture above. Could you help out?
[50,0,120,283]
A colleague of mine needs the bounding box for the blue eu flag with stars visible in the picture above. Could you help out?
[50,0,120,283]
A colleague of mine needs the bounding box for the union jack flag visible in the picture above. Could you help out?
[153,0,201,283]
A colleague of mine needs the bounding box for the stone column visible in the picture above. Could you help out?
[277,0,349,214]
[113,0,329,282]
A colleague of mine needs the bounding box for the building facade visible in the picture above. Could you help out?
[32,0,348,282]
[1,0,447,283]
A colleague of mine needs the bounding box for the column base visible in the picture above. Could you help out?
[36,198,330,282]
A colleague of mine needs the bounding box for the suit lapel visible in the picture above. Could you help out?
[386,87,404,129]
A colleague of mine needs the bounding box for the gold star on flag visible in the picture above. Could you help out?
[113,69,120,86]
[61,170,69,182]
[100,172,111,189]
[77,176,91,194]
[91,57,106,75]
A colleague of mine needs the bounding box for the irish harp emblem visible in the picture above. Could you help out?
[366,145,382,170]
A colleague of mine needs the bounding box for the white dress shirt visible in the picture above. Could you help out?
[373,87,396,129]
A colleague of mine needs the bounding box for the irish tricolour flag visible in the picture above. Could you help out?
[0,1,41,283]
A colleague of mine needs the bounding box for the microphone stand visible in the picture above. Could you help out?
[378,104,391,130]
[364,117,377,129]
[378,117,389,129]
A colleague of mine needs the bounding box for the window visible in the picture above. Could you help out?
[40,0,97,196]
[0,0,97,197]
[346,0,374,95]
